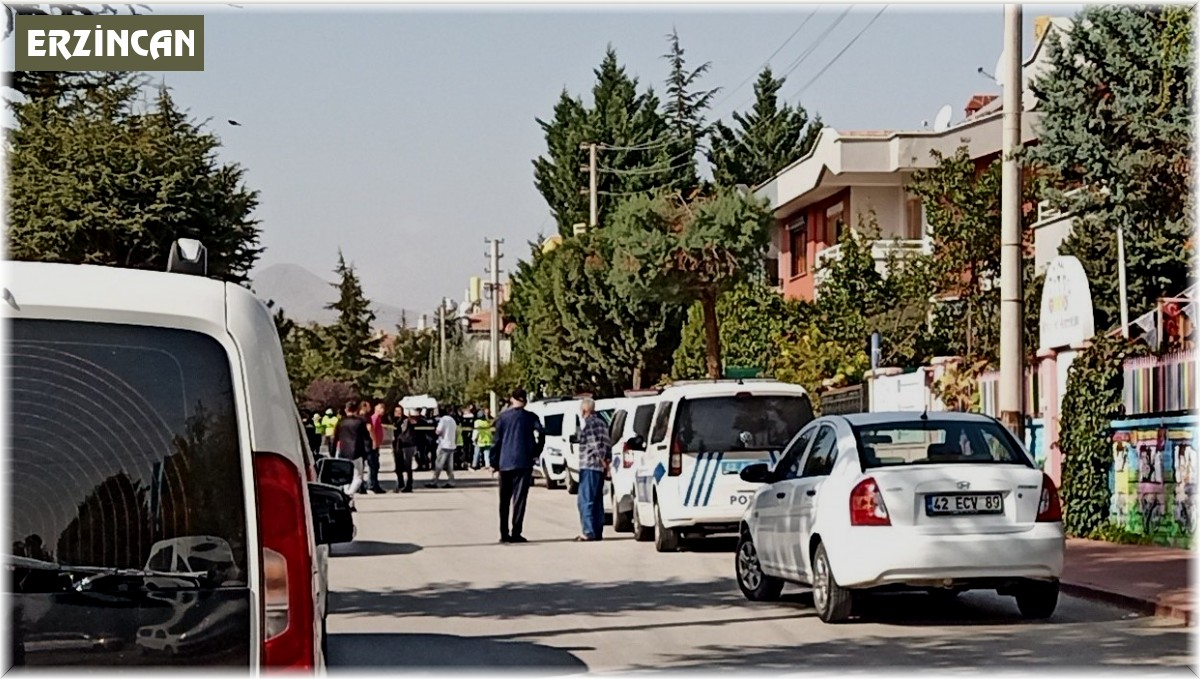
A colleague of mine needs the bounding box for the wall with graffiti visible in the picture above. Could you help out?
[1108,414,1196,548]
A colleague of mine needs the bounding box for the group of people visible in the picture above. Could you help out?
[300,388,614,545]
[301,400,496,496]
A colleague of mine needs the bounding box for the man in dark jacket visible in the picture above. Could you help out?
[392,405,418,493]
[491,388,544,544]
[333,400,372,496]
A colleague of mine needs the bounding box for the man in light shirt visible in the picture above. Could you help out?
[428,406,457,489]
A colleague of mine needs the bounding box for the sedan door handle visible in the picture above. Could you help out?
[775,492,787,499]
[805,489,816,497]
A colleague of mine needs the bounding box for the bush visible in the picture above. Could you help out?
[1058,334,1129,538]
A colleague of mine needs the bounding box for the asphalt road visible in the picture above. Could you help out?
[325,464,1193,672]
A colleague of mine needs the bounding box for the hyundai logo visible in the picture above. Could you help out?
[956,481,971,490]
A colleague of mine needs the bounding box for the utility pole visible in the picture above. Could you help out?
[1117,224,1130,338]
[438,301,447,376]
[998,4,1025,439]
[485,238,504,415]
[581,142,598,229]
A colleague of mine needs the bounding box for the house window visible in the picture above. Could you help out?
[826,202,846,244]
[789,217,809,276]
[905,197,924,239]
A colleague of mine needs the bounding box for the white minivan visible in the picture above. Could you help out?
[607,395,660,533]
[4,242,354,670]
[631,380,815,552]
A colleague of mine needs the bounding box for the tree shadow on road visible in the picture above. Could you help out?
[329,576,746,620]
[623,618,1193,670]
[330,541,423,558]
[327,632,587,671]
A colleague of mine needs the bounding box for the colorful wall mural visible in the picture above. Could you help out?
[1108,414,1196,548]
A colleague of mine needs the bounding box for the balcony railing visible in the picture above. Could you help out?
[813,238,932,295]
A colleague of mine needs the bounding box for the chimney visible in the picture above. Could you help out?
[964,94,998,119]
[1034,16,1051,42]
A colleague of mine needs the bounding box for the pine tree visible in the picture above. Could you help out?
[660,28,720,193]
[1029,5,1194,331]
[325,253,382,394]
[708,67,823,188]
[7,78,263,282]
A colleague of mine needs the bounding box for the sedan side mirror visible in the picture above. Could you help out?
[740,463,770,484]
[317,457,355,487]
[308,483,355,545]
[568,434,579,445]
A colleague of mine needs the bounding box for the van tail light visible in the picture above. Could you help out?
[1036,473,1063,522]
[254,452,315,669]
[849,477,891,526]
[621,441,635,468]
[668,437,683,476]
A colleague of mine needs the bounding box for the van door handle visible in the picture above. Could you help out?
[776,492,787,499]
[805,489,816,497]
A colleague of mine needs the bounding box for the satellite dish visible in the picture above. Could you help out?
[933,105,953,132]
[993,51,1006,88]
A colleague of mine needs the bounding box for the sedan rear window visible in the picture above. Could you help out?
[852,419,1033,469]
[674,395,814,453]
[8,319,248,580]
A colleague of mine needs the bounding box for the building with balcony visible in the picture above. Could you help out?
[755,16,1070,302]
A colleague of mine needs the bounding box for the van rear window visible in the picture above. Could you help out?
[674,395,814,453]
[7,319,248,581]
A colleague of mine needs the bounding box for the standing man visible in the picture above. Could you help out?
[460,405,475,471]
[491,388,544,544]
[392,404,418,493]
[320,408,339,454]
[472,409,494,470]
[574,398,612,542]
[428,407,457,489]
[365,402,386,493]
[301,409,322,455]
[333,400,371,497]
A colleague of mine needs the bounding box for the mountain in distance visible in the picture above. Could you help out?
[251,263,417,331]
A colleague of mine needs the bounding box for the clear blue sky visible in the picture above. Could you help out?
[129,3,1075,313]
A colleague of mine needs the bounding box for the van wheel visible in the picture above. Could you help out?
[1014,579,1059,620]
[736,530,783,601]
[812,543,853,623]
[567,473,579,495]
[543,463,559,489]
[632,493,654,542]
[653,500,679,552]
[613,491,634,533]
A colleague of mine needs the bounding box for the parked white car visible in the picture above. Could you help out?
[527,398,574,490]
[735,412,1065,623]
[5,241,354,670]
[631,380,816,552]
[607,395,660,533]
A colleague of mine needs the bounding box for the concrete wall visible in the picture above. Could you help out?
[850,186,906,238]
[1109,414,1196,548]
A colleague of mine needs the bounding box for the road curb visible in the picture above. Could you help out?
[1060,581,1193,625]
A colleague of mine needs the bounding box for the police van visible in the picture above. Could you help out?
[630,380,814,552]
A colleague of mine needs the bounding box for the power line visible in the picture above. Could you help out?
[792,5,889,98]
[722,5,856,117]
[598,150,695,175]
[776,5,855,83]
[709,8,819,115]
[596,139,673,152]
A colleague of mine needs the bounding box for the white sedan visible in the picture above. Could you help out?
[735,411,1065,623]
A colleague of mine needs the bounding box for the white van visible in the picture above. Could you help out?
[4,242,354,670]
[631,380,815,552]
[526,398,573,489]
[607,395,661,533]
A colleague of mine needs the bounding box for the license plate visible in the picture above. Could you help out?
[721,460,756,475]
[925,493,1004,516]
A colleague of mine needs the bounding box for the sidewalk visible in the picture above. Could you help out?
[1062,537,1193,624]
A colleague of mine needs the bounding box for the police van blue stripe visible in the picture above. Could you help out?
[694,453,715,507]
[701,452,724,506]
[682,452,706,506]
